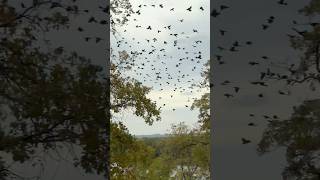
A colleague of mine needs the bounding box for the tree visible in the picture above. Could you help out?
[257,1,320,179]
[258,99,320,180]
[0,0,161,179]
[191,60,210,133]
[160,122,210,180]
[110,122,156,180]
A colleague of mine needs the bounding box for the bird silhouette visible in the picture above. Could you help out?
[241,138,251,144]
[211,9,220,17]
[278,0,288,5]
[234,87,240,93]
[220,5,230,11]
[248,122,257,126]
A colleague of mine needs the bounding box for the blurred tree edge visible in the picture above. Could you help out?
[257,0,320,179]
[0,0,162,179]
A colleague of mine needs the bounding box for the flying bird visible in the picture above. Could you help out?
[241,138,251,144]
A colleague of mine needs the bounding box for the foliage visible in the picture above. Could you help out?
[191,61,210,132]
[112,122,210,180]
[110,122,156,180]
[192,93,210,132]
[257,1,320,179]
[162,123,210,180]
[258,99,320,180]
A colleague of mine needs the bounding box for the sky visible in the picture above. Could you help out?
[110,0,210,135]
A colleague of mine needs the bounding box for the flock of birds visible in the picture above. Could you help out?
[110,1,209,112]
[211,0,317,145]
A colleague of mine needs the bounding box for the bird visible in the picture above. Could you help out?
[215,55,222,60]
[234,87,240,93]
[233,41,240,47]
[230,46,238,52]
[220,5,230,10]
[278,90,290,95]
[262,24,269,30]
[211,9,220,17]
[241,138,251,144]
[248,122,257,126]
[186,6,192,12]
[267,16,275,24]
[263,115,270,119]
[221,80,231,85]
[278,0,288,5]
[100,20,107,25]
[260,72,266,80]
[219,29,227,36]
[95,37,102,43]
[249,61,259,66]
[224,93,234,98]
[88,17,97,23]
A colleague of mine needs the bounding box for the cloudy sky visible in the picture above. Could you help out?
[111,0,210,135]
